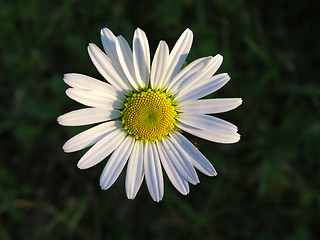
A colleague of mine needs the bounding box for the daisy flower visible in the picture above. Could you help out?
[58,28,242,202]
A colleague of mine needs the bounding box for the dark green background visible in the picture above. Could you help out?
[1,0,319,239]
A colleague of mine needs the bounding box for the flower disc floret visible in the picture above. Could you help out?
[121,89,177,141]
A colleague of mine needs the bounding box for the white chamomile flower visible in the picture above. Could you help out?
[58,28,242,202]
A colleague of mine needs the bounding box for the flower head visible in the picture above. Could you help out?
[58,28,242,202]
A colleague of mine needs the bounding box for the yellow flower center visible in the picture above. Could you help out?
[121,88,177,141]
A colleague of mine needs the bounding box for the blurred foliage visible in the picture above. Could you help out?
[1,0,319,239]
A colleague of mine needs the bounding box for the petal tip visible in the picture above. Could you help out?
[62,142,74,153]
[126,192,137,200]
[135,27,142,32]
[100,27,110,34]
[57,115,63,124]
[65,88,70,96]
[77,162,85,170]
[153,198,161,203]
[63,73,70,79]
[216,53,223,59]
[210,169,218,176]
[62,144,68,152]
[87,43,96,50]
[185,28,193,34]
[231,133,241,143]
[99,178,107,190]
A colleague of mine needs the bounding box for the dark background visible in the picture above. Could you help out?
[1,0,319,239]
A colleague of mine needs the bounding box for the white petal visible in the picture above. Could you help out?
[66,88,123,109]
[166,57,207,93]
[144,141,164,202]
[100,28,123,71]
[176,121,240,144]
[173,54,223,94]
[171,132,217,176]
[126,140,144,199]
[87,43,131,93]
[178,113,238,135]
[168,55,223,95]
[175,73,230,103]
[156,141,189,195]
[161,137,199,185]
[150,41,169,89]
[100,135,135,190]
[203,54,223,78]
[115,35,140,90]
[177,98,243,114]
[165,135,200,184]
[63,73,122,97]
[63,121,119,153]
[57,108,120,126]
[133,28,150,88]
[161,29,193,88]
[77,127,127,169]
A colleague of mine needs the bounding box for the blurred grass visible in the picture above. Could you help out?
[1,0,319,239]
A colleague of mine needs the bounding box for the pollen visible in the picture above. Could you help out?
[121,88,177,141]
